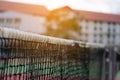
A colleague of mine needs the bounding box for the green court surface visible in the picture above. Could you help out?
[0,60,100,79]
[0,64,84,76]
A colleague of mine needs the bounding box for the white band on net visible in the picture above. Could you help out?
[0,27,105,48]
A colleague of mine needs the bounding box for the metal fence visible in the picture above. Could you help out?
[0,27,117,80]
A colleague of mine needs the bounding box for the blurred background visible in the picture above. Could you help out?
[1,0,120,80]
[0,0,120,46]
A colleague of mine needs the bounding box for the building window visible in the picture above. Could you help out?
[0,18,4,23]
[108,29,110,32]
[79,33,82,36]
[113,34,115,39]
[100,27,102,31]
[94,26,97,30]
[85,39,88,42]
[94,34,96,37]
[107,39,110,43]
[85,33,88,37]
[107,33,110,38]
[99,39,102,43]
[108,22,111,25]
[113,28,116,33]
[100,34,103,38]
[86,26,88,30]
[0,11,5,13]
[94,21,97,23]
[6,18,13,24]
[94,39,96,43]
[15,18,21,24]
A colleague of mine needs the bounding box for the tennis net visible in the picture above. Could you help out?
[0,27,104,80]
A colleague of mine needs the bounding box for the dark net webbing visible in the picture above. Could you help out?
[0,38,90,80]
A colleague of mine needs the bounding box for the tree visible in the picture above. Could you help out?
[44,6,81,40]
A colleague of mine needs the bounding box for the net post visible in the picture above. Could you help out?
[104,47,117,80]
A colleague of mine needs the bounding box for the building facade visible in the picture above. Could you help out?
[77,11,120,46]
[0,1,48,34]
[80,20,120,46]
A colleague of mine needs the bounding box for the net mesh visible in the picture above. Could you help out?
[0,27,104,80]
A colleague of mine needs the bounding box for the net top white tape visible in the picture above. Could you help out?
[0,27,105,48]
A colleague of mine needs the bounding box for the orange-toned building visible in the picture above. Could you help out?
[0,1,48,34]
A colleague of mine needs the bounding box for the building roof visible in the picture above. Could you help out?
[0,1,48,16]
[76,10,120,23]
[50,6,73,14]
[51,6,120,23]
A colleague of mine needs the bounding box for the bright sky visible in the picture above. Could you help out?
[5,0,120,14]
